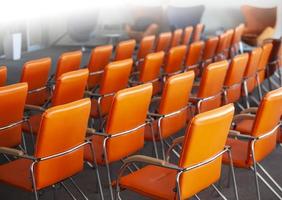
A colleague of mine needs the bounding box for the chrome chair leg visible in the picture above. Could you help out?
[243,81,250,108]
[227,149,239,200]
[69,177,88,200]
[194,194,201,200]
[211,184,227,200]
[251,144,261,200]
[61,182,77,200]
[257,163,282,192]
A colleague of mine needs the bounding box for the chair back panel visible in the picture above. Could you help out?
[0,83,27,147]
[178,104,234,199]
[34,99,90,189]
[171,29,183,47]
[114,40,136,61]
[257,43,273,84]
[202,36,219,61]
[55,50,82,80]
[137,35,155,60]
[164,45,187,74]
[185,41,204,68]
[192,23,204,42]
[182,26,193,45]
[155,32,172,52]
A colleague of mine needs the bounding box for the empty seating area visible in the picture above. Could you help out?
[0,1,282,200]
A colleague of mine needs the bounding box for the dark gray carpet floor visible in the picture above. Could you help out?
[0,46,281,200]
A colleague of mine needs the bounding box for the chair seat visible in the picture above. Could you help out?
[0,159,33,191]
[119,165,177,200]
[223,138,251,168]
[235,119,254,134]
[22,114,42,135]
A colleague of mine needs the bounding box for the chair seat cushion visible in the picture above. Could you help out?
[119,165,177,200]
[235,119,255,134]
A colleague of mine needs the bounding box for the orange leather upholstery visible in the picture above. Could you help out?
[85,84,152,164]
[257,43,273,84]
[243,48,262,95]
[119,104,234,199]
[192,23,204,42]
[230,24,244,56]
[0,83,27,147]
[145,71,195,141]
[224,53,249,104]
[54,50,82,81]
[139,52,164,95]
[193,60,228,113]
[224,29,235,58]
[21,58,51,106]
[0,99,91,191]
[23,69,88,135]
[137,35,156,61]
[224,87,282,168]
[202,36,219,67]
[91,59,133,118]
[0,66,7,87]
[182,26,193,45]
[87,45,113,89]
[163,45,187,75]
[114,40,136,61]
[215,33,228,60]
[184,41,204,73]
[170,29,183,47]
[155,32,172,52]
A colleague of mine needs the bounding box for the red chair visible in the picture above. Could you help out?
[115,104,237,200]
[20,58,51,106]
[87,45,113,90]
[0,99,103,200]
[114,40,136,61]
[0,66,7,87]
[84,84,153,200]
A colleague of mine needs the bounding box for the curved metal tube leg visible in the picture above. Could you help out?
[228,149,239,200]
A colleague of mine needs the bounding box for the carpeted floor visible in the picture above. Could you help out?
[0,46,281,200]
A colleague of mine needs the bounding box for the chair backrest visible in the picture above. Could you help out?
[114,40,136,61]
[87,45,113,89]
[178,104,234,199]
[184,41,204,71]
[224,53,249,104]
[0,66,7,87]
[0,83,27,147]
[231,24,245,47]
[52,69,88,106]
[192,23,204,42]
[241,5,277,34]
[98,59,133,116]
[215,33,228,57]
[104,84,152,162]
[197,60,228,112]
[158,71,195,139]
[244,48,262,93]
[250,87,282,162]
[21,58,51,106]
[202,36,219,63]
[34,98,90,190]
[182,26,193,45]
[55,50,82,80]
[224,29,235,57]
[137,35,156,61]
[155,32,172,52]
[163,45,187,74]
[257,43,273,84]
[170,29,183,47]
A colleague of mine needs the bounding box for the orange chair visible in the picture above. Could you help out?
[115,104,238,200]
[114,40,136,61]
[242,48,262,108]
[170,29,183,47]
[0,83,28,150]
[190,60,228,114]
[202,36,219,68]
[223,29,235,59]
[223,54,249,105]
[20,58,51,106]
[163,45,187,77]
[155,32,172,52]
[184,41,204,74]
[52,50,82,82]
[0,99,103,200]
[223,87,282,199]
[87,45,113,90]
[86,59,133,125]
[145,71,195,158]
[136,35,156,66]
[192,23,204,42]
[230,24,245,57]
[215,33,228,61]
[256,43,273,100]
[23,69,89,135]
[0,66,7,87]
[84,84,153,200]
[182,26,193,45]
[130,52,164,95]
